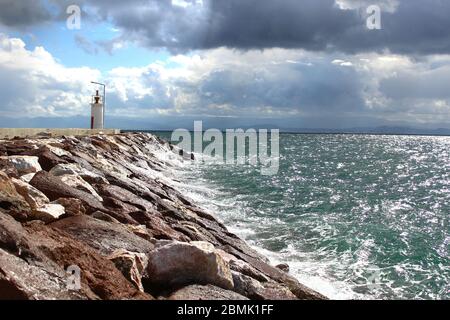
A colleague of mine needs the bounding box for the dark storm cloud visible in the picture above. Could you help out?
[92,0,359,52]
[334,0,450,55]
[86,0,450,55]
[197,0,357,51]
[0,0,52,27]
[2,0,450,55]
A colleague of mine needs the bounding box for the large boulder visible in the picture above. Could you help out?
[49,163,108,185]
[95,183,156,212]
[58,174,103,201]
[11,178,49,209]
[0,156,42,175]
[0,157,19,178]
[29,171,105,213]
[103,196,140,215]
[128,210,191,242]
[145,241,234,293]
[1,140,39,156]
[0,209,41,259]
[99,197,140,225]
[0,248,87,300]
[91,211,121,224]
[168,284,248,300]
[0,212,88,299]
[216,249,268,282]
[24,221,152,300]
[0,171,31,221]
[231,272,297,300]
[171,221,219,244]
[107,249,148,292]
[11,177,87,223]
[36,148,68,171]
[50,215,155,256]
[45,144,71,158]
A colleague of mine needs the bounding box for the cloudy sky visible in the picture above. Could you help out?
[0,0,449,130]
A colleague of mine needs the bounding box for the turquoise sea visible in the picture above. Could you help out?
[154,132,449,300]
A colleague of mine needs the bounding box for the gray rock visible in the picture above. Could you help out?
[49,163,108,184]
[91,211,120,223]
[0,171,31,221]
[11,178,49,209]
[108,249,148,292]
[276,263,290,273]
[0,156,42,175]
[0,248,87,300]
[19,173,36,183]
[232,271,297,300]
[58,174,103,201]
[168,284,248,300]
[145,241,234,292]
[30,171,106,213]
[31,203,65,223]
[50,215,154,255]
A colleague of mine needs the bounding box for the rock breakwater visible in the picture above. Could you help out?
[0,132,326,300]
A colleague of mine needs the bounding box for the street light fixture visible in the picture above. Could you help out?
[91,81,106,128]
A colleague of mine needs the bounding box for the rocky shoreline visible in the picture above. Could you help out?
[0,132,326,300]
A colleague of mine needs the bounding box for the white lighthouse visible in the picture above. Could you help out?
[90,90,104,129]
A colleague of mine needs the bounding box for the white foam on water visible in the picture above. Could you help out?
[157,163,367,300]
[246,242,364,300]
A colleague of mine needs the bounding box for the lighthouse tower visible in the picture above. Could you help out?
[90,90,104,129]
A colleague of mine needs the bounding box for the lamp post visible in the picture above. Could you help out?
[91,81,106,128]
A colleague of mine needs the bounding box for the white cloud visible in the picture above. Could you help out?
[332,59,353,67]
[0,34,449,127]
[0,33,100,118]
[172,0,203,8]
